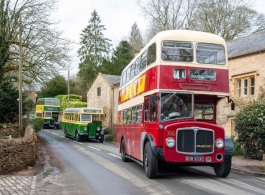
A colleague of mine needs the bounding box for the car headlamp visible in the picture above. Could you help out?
[166,138,175,148]
[215,139,224,149]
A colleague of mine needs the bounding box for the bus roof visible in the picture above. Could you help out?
[64,107,104,114]
[153,30,225,45]
[122,30,226,74]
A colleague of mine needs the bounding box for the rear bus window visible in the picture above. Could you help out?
[196,43,225,65]
[162,41,193,62]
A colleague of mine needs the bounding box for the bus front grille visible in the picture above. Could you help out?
[177,128,214,154]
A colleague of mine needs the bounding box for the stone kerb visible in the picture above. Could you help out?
[0,126,37,174]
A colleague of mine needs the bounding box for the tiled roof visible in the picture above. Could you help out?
[227,30,265,58]
[102,74,121,85]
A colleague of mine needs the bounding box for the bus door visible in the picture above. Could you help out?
[52,112,59,123]
[143,94,159,149]
[129,105,142,159]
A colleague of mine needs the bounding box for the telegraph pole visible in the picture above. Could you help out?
[67,67,70,108]
[18,16,23,137]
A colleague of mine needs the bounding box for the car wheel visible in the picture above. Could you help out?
[64,128,67,138]
[99,136,104,143]
[214,158,231,177]
[75,131,81,142]
[121,139,129,162]
[144,142,158,179]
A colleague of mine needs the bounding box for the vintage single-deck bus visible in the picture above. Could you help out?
[117,30,234,179]
[61,107,105,142]
[35,97,60,129]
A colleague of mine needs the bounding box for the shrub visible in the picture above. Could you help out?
[234,100,265,160]
[231,136,243,156]
[29,118,43,133]
[105,135,116,142]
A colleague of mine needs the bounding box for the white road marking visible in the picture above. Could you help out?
[87,146,101,151]
[107,153,121,159]
[228,179,265,194]
[74,141,83,145]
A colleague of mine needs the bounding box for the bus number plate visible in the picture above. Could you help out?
[185,156,204,162]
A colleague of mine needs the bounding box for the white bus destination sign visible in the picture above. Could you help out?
[189,69,216,81]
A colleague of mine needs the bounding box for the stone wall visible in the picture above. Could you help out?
[0,126,38,174]
[87,73,119,128]
[218,51,265,136]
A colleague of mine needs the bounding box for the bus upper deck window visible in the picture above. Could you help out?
[53,101,59,106]
[162,41,193,62]
[46,100,53,105]
[196,43,225,65]
[126,67,131,82]
[147,43,156,65]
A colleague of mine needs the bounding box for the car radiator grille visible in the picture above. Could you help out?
[177,128,214,154]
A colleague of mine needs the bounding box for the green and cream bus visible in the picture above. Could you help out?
[35,97,60,129]
[61,107,105,142]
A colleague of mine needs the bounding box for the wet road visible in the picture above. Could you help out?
[37,129,265,195]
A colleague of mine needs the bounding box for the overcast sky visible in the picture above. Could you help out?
[51,0,265,77]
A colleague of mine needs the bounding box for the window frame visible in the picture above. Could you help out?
[161,41,193,62]
[196,43,226,65]
[233,73,257,98]
[97,87,101,96]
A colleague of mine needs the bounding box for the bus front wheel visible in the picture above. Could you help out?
[121,139,129,162]
[99,136,104,143]
[214,158,231,177]
[64,128,67,138]
[144,142,158,179]
[75,131,81,142]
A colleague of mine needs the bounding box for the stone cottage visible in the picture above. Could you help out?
[88,31,265,137]
[87,73,120,129]
[217,30,265,137]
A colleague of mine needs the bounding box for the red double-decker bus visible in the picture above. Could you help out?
[116,30,233,179]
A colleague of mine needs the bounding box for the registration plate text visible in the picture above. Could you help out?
[185,156,204,162]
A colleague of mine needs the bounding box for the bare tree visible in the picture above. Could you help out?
[0,0,72,88]
[137,0,186,41]
[191,0,265,40]
[128,22,144,53]
[137,0,265,41]
[182,0,198,29]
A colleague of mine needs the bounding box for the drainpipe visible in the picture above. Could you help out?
[111,86,114,128]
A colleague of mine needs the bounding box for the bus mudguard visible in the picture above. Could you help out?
[144,134,164,161]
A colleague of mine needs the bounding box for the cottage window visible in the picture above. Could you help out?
[97,87,101,96]
[233,73,256,98]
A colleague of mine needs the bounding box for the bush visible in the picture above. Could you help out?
[105,135,116,142]
[231,136,243,156]
[29,118,43,133]
[234,100,265,160]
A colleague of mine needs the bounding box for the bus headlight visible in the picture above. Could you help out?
[215,139,224,149]
[97,127,100,131]
[166,138,175,148]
